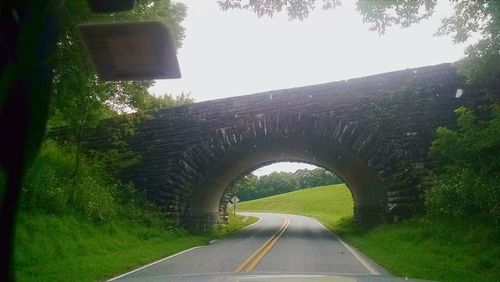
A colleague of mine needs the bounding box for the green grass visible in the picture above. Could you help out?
[238,184,500,282]
[5,141,258,281]
[340,218,500,282]
[238,184,353,229]
[217,212,259,235]
[14,211,257,281]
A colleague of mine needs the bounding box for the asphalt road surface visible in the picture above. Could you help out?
[109,213,389,281]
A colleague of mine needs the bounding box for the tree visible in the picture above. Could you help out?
[295,168,342,188]
[218,0,341,20]
[357,0,499,82]
[49,0,187,129]
[230,173,258,201]
[218,0,499,81]
[49,1,187,175]
[256,172,299,197]
[427,106,500,224]
[230,168,342,200]
[141,92,194,111]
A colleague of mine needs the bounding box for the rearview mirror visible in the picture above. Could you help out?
[78,21,181,81]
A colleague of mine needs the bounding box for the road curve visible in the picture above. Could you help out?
[109,213,389,281]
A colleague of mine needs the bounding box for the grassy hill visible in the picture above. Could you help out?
[238,184,353,229]
[238,184,500,282]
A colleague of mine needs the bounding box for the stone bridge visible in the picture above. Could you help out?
[81,63,498,231]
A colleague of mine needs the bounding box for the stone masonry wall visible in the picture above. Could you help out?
[80,63,499,231]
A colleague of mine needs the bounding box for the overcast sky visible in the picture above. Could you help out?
[150,0,470,176]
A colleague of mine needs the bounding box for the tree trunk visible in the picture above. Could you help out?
[73,95,90,178]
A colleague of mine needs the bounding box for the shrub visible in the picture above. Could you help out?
[427,105,500,225]
[17,141,120,221]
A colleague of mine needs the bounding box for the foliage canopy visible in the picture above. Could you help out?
[50,0,187,129]
[427,105,500,225]
[218,0,500,81]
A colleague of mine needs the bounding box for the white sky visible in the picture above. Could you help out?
[150,0,468,101]
[252,162,318,177]
[149,0,470,176]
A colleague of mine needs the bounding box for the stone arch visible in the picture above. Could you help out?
[177,116,388,231]
[77,64,494,232]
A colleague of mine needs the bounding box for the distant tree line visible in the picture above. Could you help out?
[230,168,342,201]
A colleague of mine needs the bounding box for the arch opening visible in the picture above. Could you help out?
[224,161,344,202]
[221,161,350,222]
[184,135,388,231]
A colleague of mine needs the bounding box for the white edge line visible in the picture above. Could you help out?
[107,246,202,281]
[238,214,262,231]
[311,218,381,276]
[107,215,262,281]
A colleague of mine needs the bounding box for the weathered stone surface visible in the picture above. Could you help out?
[79,63,499,231]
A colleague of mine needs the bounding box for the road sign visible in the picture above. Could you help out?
[230,196,240,218]
[231,196,239,204]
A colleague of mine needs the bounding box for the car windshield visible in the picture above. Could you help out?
[1,1,498,282]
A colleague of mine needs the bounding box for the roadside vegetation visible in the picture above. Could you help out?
[0,2,246,280]
[2,141,256,281]
[1,1,498,281]
[239,183,500,281]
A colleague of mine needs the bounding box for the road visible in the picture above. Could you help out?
[110,213,389,281]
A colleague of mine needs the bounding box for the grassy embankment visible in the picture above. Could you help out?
[0,142,257,281]
[238,184,500,282]
[14,212,256,282]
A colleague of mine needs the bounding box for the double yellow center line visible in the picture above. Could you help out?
[234,217,290,273]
